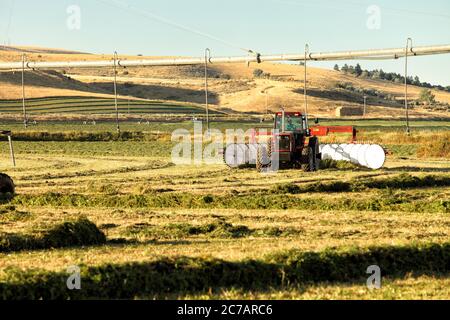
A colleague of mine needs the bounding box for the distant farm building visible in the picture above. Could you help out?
[335,106,364,117]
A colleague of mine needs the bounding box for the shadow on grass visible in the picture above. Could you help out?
[106,239,203,246]
[1,242,448,299]
[149,271,450,299]
[92,82,219,105]
[384,166,450,173]
[293,88,402,109]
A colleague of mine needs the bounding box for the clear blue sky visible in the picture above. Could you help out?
[1,0,449,85]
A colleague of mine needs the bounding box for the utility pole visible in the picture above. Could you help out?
[21,53,28,128]
[405,38,412,135]
[304,44,310,130]
[113,51,120,134]
[204,48,211,132]
[1,131,16,167]
[7,133,16,167]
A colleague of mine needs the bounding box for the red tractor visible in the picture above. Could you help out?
[224,110,357,172]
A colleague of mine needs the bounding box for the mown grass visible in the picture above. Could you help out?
[0,242,448,299]
[175,274,450,300]
[270,173,450,194]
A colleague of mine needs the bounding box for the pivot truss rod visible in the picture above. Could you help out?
[1,44,449,70]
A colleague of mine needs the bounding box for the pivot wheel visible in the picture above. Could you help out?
[0,173,15,199]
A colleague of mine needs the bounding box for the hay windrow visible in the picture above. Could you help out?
[270,173,450,194]
[11,189,450,213]
[0,217,106,252]
[124,220,301,240]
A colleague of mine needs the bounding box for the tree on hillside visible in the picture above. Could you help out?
[406,76,414,85]
[348,65,355,75]
[334,64,340,71]
[418,89,436,105]
[253,69,264,78]
[384,73,392,81]
[341,64,349,73]
[413,76,421,86]
[360,70,369,78]
[371,70,381,80]
[354,63,362,76]
[346,64,446,92]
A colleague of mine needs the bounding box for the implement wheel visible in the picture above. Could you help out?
[0,173,15,200]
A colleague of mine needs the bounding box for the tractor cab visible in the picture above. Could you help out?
[274,111,309,157]
[274,112,308,133]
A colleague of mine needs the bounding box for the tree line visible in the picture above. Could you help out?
[334,63,450,93]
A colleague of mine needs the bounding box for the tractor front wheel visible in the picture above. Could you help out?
[301,147,314,172]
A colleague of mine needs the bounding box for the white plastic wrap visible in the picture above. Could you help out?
[319,144,386,170]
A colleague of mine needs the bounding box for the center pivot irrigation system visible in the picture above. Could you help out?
[0,42,450,196]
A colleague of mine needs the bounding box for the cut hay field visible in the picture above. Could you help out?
[0,119,448,299]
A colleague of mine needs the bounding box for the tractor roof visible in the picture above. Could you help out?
[275,112,303,116]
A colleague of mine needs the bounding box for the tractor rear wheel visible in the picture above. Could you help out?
[0,173,15,200]
[256,140,272,172]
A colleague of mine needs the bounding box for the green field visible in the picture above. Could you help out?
[0,118,448,300]
[0,117,448,134]
[0,96,220,115]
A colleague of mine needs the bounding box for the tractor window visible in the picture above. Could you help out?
[275,115,304,132]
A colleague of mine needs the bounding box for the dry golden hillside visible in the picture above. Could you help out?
[1,46,449,118]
